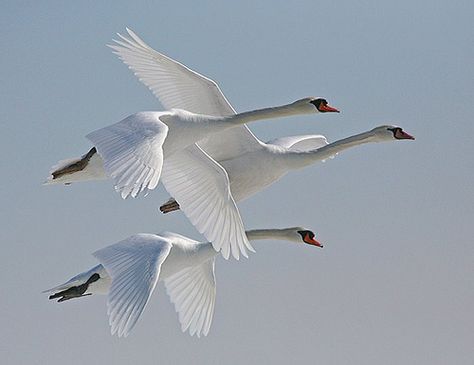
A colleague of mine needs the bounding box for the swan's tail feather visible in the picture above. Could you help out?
[44,147,107,185]
[159,198,180,214]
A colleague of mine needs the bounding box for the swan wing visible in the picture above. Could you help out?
[269,134,329,152]
[93,234,172,337]
[160,144,254,260]
[164,259,216,337]
[110,28,234,116]
[110,28,263,161]
[86,112,168,199]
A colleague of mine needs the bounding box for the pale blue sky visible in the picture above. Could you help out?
[1,1,473,364]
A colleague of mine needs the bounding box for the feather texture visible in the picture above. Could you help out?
[164,259,216,337]
[93,234,172,337]
[161,144,254,260]
[86,112,169,199]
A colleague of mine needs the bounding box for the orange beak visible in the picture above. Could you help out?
[396,130,415,140]
[319,104,340,113]
[304,233,323,248]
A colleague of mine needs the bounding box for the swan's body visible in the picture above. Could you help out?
[45,227,321,338]
[160,126,415,212]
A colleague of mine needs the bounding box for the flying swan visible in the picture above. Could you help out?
[162,124,414,211]
[44,227,322,338]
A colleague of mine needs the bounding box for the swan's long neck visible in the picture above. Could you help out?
[196,228,298,261]
[215,101,313,127]
[245,228,296,242]
[284,130,380,170]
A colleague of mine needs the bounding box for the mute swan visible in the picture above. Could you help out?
[161,125,415,212]
[93,29,413,213]
[44,227,322,338]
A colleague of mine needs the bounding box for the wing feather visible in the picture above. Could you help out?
[86,112,169,199]
[160,144,254,260]
[110,28,234,116]
[164,259,216,337]
[93,234,172,337]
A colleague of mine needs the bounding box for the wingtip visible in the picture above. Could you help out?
[220,249,231,260]
[126,27,136,38]
[246,241,256,254]
[116,32,130,43]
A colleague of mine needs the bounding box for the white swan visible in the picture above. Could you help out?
[44,227,322,338]
[162,125,414,211]
[97,29,414,213]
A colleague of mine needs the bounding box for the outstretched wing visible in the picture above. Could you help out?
[93,234,172,337]
[86,112,169,199]
[161,144,254,260]
[164,259,216,337]
[110,28,234,116]
[110,28,263,161]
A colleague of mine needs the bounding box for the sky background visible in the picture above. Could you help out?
[1,1,473,364]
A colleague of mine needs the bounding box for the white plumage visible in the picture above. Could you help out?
[45,227,322,338]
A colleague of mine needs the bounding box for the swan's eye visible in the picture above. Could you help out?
[297,230,307,240]
[310,99,323,108]
[387,127,400,137]
[297,230,313,240]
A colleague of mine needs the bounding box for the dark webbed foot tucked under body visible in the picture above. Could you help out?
[51,147,97,180]
[160,198,180,214]
[48,273,100,302]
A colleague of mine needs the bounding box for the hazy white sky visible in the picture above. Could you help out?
[1,1,473,364]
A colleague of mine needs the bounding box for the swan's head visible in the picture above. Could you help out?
[293,97,340,114]
[371,125,415,141]
[292,227,323,248]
